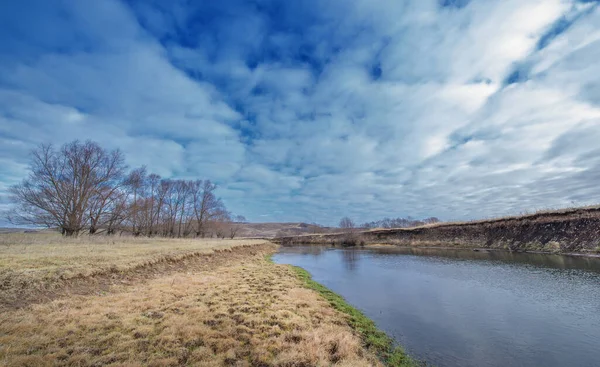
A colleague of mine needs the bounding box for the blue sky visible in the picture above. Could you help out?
[1,0,600,225]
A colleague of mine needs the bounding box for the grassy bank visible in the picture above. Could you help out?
[0,233,267,310]
[0,232,266,281]
[289,265,416,367]
[0,234,384,366]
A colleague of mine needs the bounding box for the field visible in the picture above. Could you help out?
[0,233,387,366]
[227,222,335,238]
[0,233,267,310]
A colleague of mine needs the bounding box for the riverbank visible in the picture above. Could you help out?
[0,234,410,366]
[273,245,600,367]
[275,206,600,255]
[289,264,414,366]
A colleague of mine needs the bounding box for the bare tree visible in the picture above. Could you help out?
[191,180,224,237]
[423,217,440,225]
[360,216,440,229]
[105,191,128,235]
[174,180,191,237]
[8,141,126,236]
[221,214,247,239]
[88,184,123,234]
[147,173,161,235]
[338,216,363,246]
[162,180,179,237]
[153,179,171,236]
[339,217,355,230]
[206,208,231,239]
[124,166,147,236]
[7,139,239,239]
[228,224,239,239]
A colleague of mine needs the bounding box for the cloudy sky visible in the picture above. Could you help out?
[1,0,599,225]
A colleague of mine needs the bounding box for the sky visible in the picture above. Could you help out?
[1,0,600,226]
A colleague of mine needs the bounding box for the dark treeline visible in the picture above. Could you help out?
[360,216,440,229]
[7,140,245,237]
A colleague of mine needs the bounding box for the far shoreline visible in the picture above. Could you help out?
[274,205,600,256]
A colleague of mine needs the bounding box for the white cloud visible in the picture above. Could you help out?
[1,0,599,225]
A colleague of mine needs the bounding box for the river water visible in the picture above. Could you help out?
[272,246,600,367]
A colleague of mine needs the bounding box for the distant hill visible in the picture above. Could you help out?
[233,222,336,238]
[0,228,41,234]
[0,223,335,238]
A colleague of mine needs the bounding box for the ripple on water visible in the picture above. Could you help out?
[273,246,600,367]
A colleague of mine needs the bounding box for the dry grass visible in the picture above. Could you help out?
[0,233,267,310]
[0,242,379,366]
[379,204,600,230]
[278,205,600,245]
[0,232,265,275]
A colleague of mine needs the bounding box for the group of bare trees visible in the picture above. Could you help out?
[7,140,245,237]
[360,216,440,229]
[337,216,441,231]
[339,217,356,230]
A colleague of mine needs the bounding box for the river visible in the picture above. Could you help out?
[272,246,600,367]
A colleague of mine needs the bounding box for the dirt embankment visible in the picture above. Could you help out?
[275,207,600,255]
[0,243,273,311]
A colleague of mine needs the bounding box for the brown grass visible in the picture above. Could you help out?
[0,232,265,275]
[392,204,600,230]
[0,238,379,366]
[276,205,600,254]
[0,233,268,309]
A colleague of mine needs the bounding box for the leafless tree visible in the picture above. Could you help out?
[361,216,441,229]
[7,140,243,239]
[225,214,247,239]
[338,216,363,246]
[105,191,128,235]
[147,173,161,235]
[124,167,147,236]
[88,185,123,234]
[8,141,126,236]
[339,217,355,230]
[205,208,231,239]
[174,180,192,237]
[162,180,179,237]
[228,225,239,239]
[423,217,440,225]
[191,180,225,237]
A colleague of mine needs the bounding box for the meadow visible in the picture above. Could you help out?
[0,233,391,366]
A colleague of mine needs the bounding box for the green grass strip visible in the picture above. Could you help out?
[287,263,417,366]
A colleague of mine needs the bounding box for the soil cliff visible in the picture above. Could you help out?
[275,207,600,255]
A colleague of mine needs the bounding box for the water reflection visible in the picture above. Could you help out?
[362,246,600,273]
[340,249,360,271]
[280,246,329,256]
[274,246,600,367]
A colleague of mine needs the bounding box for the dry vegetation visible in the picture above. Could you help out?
[232,222,335,238]
[0,232,263,280]
[0,233,268,309]
[361,204,600,231]
[0,234,386,366]
[277,205,600,255]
